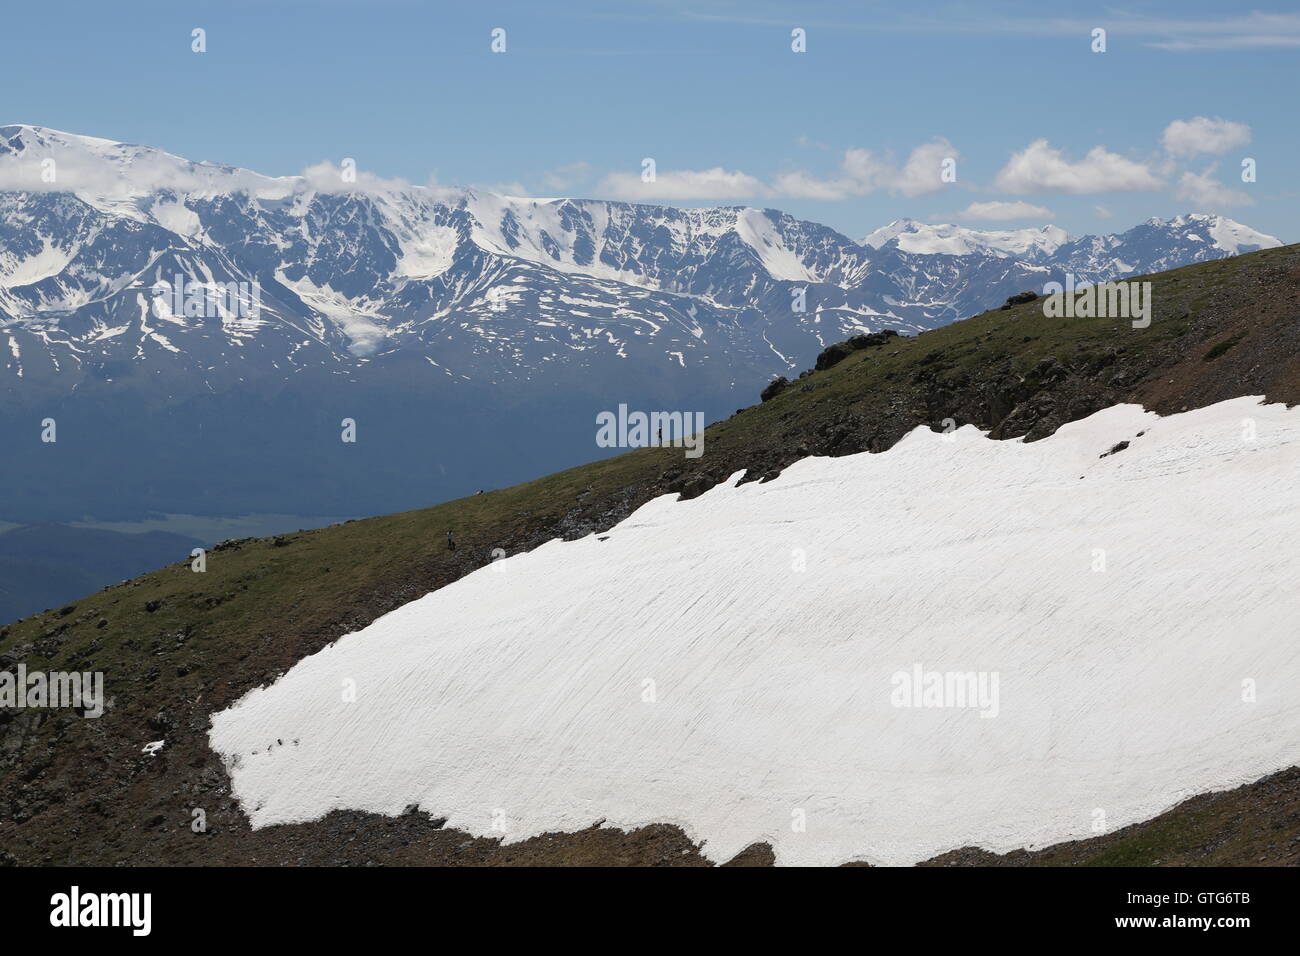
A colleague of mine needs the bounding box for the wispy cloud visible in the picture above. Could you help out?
[969,11,1300,50]
[645,5,1300,51]
[541,161,594,192]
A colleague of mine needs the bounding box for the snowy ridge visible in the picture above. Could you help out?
[862,219,1071,259]
[209,396,1300,866]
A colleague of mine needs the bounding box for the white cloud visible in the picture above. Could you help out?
[769,149,891,200]
[300,160,414,195]
[592,140,957,203]
[770,168,858,200]
[1175,167,1253,209]
[993,139,1162,195]
[1093,204,1114,220]
[894,139,959,198]
[771,139,958,200]
[596,166,765,200]
[1161,117,1252,157]
[955,200,1054,221]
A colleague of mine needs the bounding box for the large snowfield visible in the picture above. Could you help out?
[209,397,1300,866]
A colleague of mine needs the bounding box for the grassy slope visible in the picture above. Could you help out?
[2,243,1299,865]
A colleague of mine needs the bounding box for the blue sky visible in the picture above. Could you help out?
[7,0,1298,240]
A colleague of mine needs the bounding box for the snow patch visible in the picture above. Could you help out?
[211,397,1300,866]
[735,208,816,281]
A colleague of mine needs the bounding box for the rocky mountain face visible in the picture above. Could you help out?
[0,125,1282,523]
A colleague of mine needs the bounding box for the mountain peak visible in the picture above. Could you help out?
[1138,213,1281,255]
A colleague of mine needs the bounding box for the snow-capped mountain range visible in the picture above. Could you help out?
[862,216,1278,269]
[0,125,1284,522]
[0,125,1281,392]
